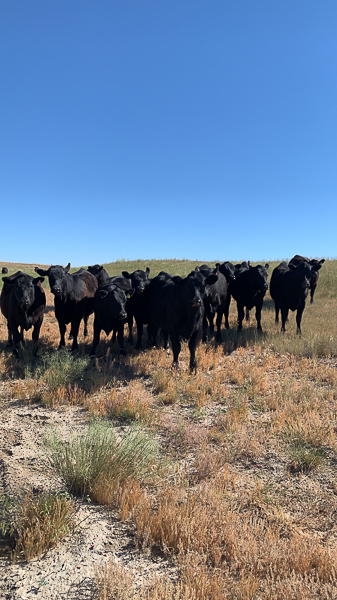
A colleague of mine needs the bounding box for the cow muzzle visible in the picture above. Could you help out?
[51,287,62,297]
[191,299,201,307]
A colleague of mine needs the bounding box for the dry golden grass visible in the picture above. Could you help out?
[2,263,337,597]
[11,493,74,561]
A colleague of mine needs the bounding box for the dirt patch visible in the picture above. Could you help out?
[0,399,174,600]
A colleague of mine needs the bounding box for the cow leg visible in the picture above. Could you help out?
[148,323,158,347]
[224,295,231,330]
[11,325,22,356]
[32,316,43,355]
[255,302,263,332]
[296,304,305,335]
[83,315,89,337]
[275,304,280,324]
[117,322,126,355]
[6,324,13,347]
[209,313,214,334]
[70,319,81,351]
[215,307,223,343]
[58,320,66,348]
[170,331,181,368]
[136,321,144,349]
[127,315,134,344]
[310,285,316,304]
[162,330,170,351]
[237,303,245,331]
[281,307,288,332]
[189,331,199,372]
[202,313,208,343]
[91,320,101,356]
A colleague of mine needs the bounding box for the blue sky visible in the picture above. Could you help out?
[1,1,336,266]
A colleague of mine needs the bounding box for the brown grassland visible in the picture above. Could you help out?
[1,258,337,599]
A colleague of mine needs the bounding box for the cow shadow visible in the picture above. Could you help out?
[219,326,269,354]
[44,305,55,314]
[262,298,275,311]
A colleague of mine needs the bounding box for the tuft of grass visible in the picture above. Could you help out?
[34,349,90,390]
[0,492,74,561]
[44,421,159,497]
[94,560,135,600]
[281,420,328,472]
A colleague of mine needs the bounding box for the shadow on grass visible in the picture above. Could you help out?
[221,327,267,354]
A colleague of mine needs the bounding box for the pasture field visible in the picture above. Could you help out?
[0,258,337,599]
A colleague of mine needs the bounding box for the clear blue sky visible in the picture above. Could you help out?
[1,1,336,266]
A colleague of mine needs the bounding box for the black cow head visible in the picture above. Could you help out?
[289,262,313,290]
[3,272,44,310]
[88,264,103,276]
[183,271,219,306]
[97,285,135,320]
[122,268,150,294]
[35,263,70,297]
[249,264,269,292]
[217,262,236,284]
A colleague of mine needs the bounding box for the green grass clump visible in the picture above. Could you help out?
[281,420,328,472]
[34,349,90,389]
[44,421,159,496]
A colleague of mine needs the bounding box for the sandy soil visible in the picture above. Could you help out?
[0,399,173,600]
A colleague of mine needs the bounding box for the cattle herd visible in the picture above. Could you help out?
[0,256,325,370]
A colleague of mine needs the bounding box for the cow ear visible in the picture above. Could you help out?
[64,263,71,273]
[195,266,200,272]
[312,263,322,272]
[265,263,269,269]
[126,289,135,299]
[35,267,48,276]
[146,267,150,275]
[122,271,131,278]
[2,276,16,285]
[319,259,325,265]
[98,289,109,298]
[215,263,220,270]
[172,276,185,286]
[33,277,45,286]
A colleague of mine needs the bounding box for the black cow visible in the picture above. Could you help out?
[87,264,109,287]
[2,267,8,274]
[195,265,228,342]
[133,271,173,350]
[0,271,45,354]
[121,268,150,343]
[230,263,269,331]
[147,270,217,371]
[270,261,321,334]
[288,255,325,304]
[35,263,98,350]
[216,261,236,329]
[90,280,134,355]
